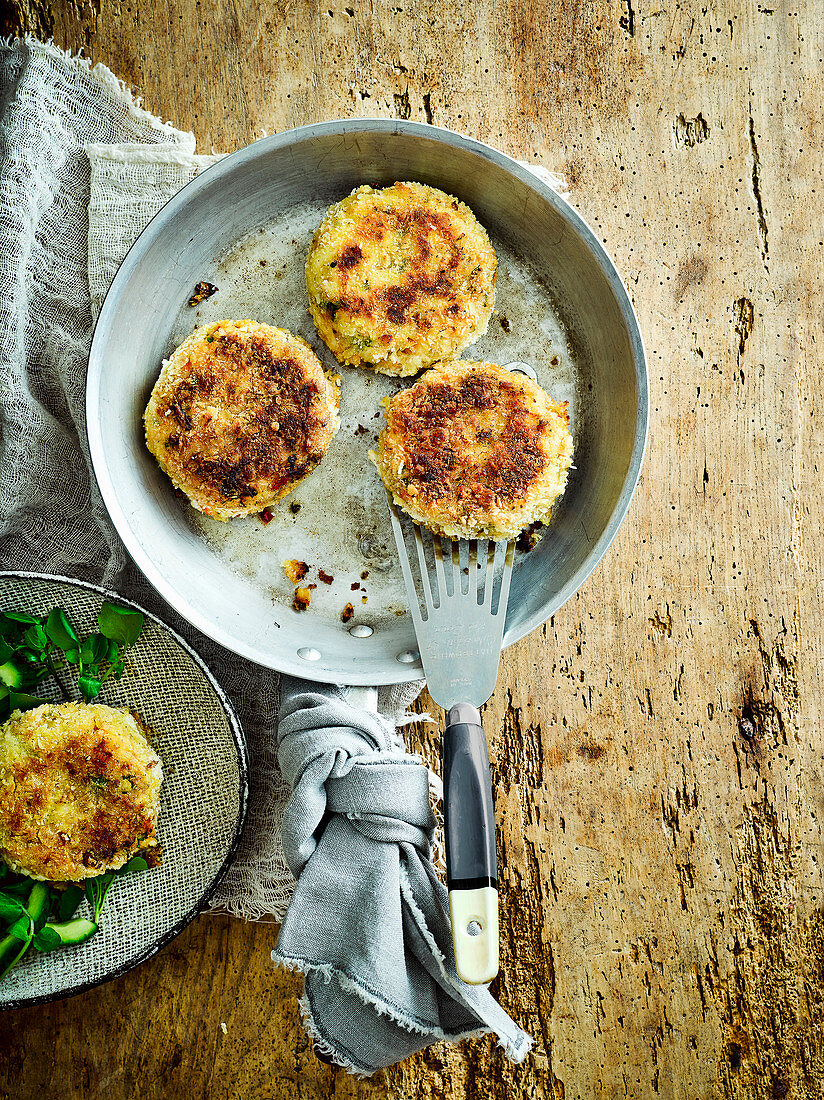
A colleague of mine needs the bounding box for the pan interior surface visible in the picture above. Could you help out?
[88,122,646,685]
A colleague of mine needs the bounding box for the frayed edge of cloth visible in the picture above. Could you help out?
[297,990,374,1078]
[273,951,432,1038]
[516,159,570,195]
[210,901,287,923]
[395,709,436,727]
[2,35,190,143]
[273,950,491,1052]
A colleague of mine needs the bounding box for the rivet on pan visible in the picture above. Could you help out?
[506,360,538,382]
[297,647,321,661]
[349,624,374,638]
[396,650,420,664]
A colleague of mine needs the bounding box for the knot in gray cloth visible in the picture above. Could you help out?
[272,677,533,1076]
[324,761,434,854]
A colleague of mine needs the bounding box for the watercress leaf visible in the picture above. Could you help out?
[0,894,24,921]
[98,603,144,647]
[22,624,47,652]
[106,639,119,664]
[6,913,32,941]
[78,674,102,701]
[79,636,96,664]
[117,855,149,876]
[33,926,63,952]
[45,608,79,652]
[87,633,109,664]
[0,640,13,665]
[56,885,85,923]
[65,648,79,665]
[2,611,39,625]
[8,691,49,712]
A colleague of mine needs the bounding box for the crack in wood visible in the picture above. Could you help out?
[748,112,770,269]
[733,296,755,359]
[619,0,635,37]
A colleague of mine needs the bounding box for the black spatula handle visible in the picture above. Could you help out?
[443,703,498,886]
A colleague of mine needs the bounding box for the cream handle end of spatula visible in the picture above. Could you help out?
[449,886,499,984]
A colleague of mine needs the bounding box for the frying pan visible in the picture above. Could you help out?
[87,120,647,683]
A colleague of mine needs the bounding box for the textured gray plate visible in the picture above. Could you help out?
[0,573,248,1010]
[87,120,648,684]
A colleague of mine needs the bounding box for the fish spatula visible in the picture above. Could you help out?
[388,501,515,984]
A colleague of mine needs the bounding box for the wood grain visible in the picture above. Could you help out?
[3,2,824,1097]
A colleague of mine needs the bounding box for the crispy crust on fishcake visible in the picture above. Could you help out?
[371,360,574,540]
[0,703,162,881]
[306,182,497,376]
[144,320,340,520]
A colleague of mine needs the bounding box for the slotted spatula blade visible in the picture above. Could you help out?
[388,499,515,984]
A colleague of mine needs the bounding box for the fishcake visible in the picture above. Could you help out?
[372,360,574,540]
[145,320,340,520]
[306,182,497,377]
[0,702,162,881]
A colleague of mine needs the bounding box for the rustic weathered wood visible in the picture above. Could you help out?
[3,2,823,1097]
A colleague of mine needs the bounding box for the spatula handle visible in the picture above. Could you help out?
[443,702,499,984]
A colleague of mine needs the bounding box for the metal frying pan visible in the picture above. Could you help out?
[87,120,647,684]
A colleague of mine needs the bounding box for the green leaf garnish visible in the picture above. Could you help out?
[8,691,50,712]
[98,603,144,646]
[45,608,79,651]
[6,913,33,941]
[0,895,24,922]
[32,926,62,952]
[22,624,47,652]
[78,674,102,701]
[118,855,149,875]
[56,885,85,923]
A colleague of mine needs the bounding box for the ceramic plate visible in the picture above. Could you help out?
[0,572,248,1010]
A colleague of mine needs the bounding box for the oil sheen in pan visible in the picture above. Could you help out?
[163,196,581,628]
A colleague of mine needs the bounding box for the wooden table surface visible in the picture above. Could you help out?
[3,2,823,1097]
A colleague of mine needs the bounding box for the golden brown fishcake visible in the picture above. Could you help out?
[371,360,574,540]
[306,182,497,376]
[0,703,162,881]
[144,320,340,520]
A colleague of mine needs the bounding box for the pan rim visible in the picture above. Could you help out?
[87,119,648,683]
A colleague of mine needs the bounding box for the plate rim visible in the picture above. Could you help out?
[87,118,649,683]
[0,570,250,1011]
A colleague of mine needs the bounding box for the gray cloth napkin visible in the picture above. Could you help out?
[272,677,533,1075]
